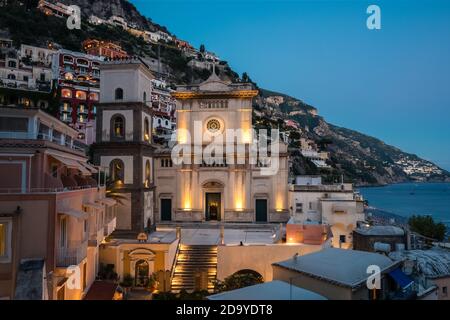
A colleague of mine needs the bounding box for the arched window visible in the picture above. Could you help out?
[75,91,86,100]
[8,61,16,68]
[111,115,125,139]
[109,159,124,183]
[7,74,15,80]
[115,88,123,100]
[144,118,150,141]
[143,91,147,103]
[61,89,72,98]
[144,160,151,187]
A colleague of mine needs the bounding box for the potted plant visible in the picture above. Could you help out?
[119,274,134,298]
[145,272,158,292]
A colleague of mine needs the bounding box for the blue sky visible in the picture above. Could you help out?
[131,0,450,171]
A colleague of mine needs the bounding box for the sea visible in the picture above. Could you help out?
[358,183,450,231]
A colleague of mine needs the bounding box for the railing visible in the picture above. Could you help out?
[0,80,51,93]
[0,185,101,194]
[56,240,88,267]
[0,131,86,152]
[0,131,36,140]
[103,217,117,237]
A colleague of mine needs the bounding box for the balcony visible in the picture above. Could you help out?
[0,131,86,153]
[56,240,88,267]
[104,217,117,237]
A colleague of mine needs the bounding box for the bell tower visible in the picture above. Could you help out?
[93,57,155,235]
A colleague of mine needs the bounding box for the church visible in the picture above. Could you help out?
[94,57,290,234]
[154,67,290,224]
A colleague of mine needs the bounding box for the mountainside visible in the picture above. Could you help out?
[2,0,449,185]
[253,90,449,185]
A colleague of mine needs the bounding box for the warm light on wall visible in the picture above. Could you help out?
[182,192,191,210]
[177,128,188,144]
[275,193,285,212]
[242,129,252,144]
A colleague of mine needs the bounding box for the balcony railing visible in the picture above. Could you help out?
[0,185,101,194]
[56,240,88,267]
[104,217,117,237]
[0,131,86,152]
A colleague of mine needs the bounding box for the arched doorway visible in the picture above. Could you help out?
[135,260,149,287]
[128,248,155,287]
[202,181,224,221]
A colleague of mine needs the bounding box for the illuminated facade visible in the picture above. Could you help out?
[82,39,128,60]
[154,71,290,223]
[52,49,104,144]
[92,57,155,234]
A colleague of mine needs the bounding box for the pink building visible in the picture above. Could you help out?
[0,106,117,300]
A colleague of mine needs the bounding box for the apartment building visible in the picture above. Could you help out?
[0,106,117,300]
[288,176,365,248]
[0,44,53,108]
[52,49,104,144]
[83,39,128,60]
[37,0,71,18]
[151,79,176,143]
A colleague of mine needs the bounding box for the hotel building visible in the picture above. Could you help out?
[288,175,365,248]
[0,106,117,300]
[82,39,128,60]
[51,49,103,144]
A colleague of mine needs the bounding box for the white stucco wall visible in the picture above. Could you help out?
[216,244,323,281]
[100,66,152,104]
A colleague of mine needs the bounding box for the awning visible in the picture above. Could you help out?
[388,268,414,290]
[98,198,117,207]
[58,208,88,219]
[51,155,90,176]
[80,162,98,174]
[83,202,104,211]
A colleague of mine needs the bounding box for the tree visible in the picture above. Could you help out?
[408,215,447,241]
[214,270,263,293]
[199,44,205,53]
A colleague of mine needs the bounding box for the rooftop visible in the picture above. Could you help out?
[354,225,405,236]
[207,280,327,300]
[389,248,450,279]
[273,248,398,288]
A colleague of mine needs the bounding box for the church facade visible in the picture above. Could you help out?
[154,71,290,223]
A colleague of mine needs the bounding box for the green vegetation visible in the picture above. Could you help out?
[408,215,447,241]
[119,274,134,288]
[0,2,152,56]
[152,289,209,300]
[214,271,264,293]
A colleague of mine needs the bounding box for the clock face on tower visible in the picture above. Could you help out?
[206,119,221,133]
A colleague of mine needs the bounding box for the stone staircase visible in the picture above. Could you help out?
[170,244,218,292]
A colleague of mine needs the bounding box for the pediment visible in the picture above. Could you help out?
[199,80,231,92]
[128,248,156,260]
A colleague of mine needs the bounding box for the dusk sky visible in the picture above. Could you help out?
[131,0,450,171]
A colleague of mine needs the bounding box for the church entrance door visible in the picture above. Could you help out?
[205,193,221,221]
[255,199,268,222]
